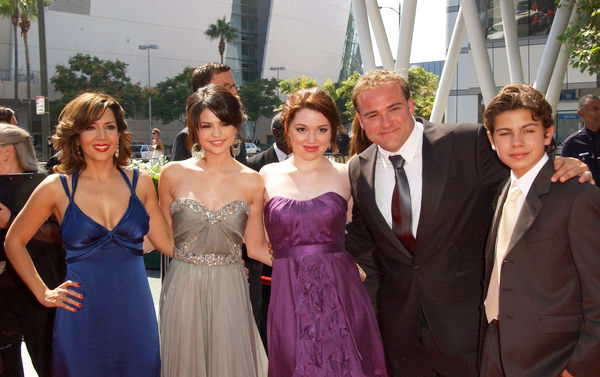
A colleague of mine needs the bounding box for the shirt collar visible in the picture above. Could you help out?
[273,143,288,162]
[510,154,549,196]
[377,118,424,164]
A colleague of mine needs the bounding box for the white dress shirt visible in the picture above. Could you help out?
[500,153,549,239]
[273,143,288,162]
[374,119,423,236]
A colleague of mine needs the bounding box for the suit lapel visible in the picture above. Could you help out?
[506,161,553,254]
[484,179,510,283]
[415,120,453,259]
[358,144,413,260]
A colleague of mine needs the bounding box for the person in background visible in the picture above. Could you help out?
[561,94,600,186]
[151,128,164,159]
[171,62,247,164]
[5,92,173,377]
[0,122,64,377]
[348,115,372,157]
[0,107,18,126]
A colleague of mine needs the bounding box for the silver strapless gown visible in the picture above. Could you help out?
[160,198,267,377]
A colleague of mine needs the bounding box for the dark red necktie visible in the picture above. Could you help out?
[389,155,416,253]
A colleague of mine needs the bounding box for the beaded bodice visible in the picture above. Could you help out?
[169,198,249,266]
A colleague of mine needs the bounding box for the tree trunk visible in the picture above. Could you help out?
[11,11,18,100]
[219,38,225,63]
[23,30,31,127]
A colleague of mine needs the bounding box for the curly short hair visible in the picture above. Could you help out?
[53,92,132,174]
[281,87,341,153]
[483,84,554,134]
[352,70,411,115]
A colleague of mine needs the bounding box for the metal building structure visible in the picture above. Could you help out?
[350,0,579,123]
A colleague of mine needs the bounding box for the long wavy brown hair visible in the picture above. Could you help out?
[53,92,132,174]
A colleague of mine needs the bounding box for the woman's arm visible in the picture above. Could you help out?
[4,176,82,312]
[138,170,174,257]
[244,173,272,267]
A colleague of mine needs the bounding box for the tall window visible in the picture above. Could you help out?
[479,0,556,40]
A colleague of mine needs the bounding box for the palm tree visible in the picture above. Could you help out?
[19,0,37,110]
[204,16,238,64]
[0,0,20,100]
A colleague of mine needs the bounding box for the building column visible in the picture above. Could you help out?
[352,0,376,71]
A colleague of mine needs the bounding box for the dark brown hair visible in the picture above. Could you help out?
[191,63,232,92]
[0,106,16,124]
[281,87,341,153]
[352,69,411,114]
[483,84,554,133]
[186,84,245,151]
[53,92,132,174]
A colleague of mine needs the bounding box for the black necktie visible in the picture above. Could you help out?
[389,155,416,253]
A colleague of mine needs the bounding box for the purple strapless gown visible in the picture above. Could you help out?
[265,192,388,377]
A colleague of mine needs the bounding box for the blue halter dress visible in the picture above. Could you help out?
[52,168,160,377]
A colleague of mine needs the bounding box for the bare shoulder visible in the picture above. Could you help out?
[331,161,349,175]
[37,173,67,197]
[239,166,265,189]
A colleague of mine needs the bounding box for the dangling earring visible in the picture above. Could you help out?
[231,138,241,157]
[114,142,120,158]
[191,143,205,160]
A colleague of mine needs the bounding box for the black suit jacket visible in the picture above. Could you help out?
[247,145,279,171]
[346,119,507,360]
[481,160,600,377]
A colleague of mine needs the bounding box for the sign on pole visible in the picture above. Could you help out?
[35,96,45,115]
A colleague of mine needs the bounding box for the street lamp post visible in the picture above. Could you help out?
[139,44,158,143]
[270,66,285,96]
[269,66,286,80]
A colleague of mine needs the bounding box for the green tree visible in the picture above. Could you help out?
[408,65,438,119]
[151,66,194,125]
[278,75,319,95]
[204,16,238,64]
[559,0,600,75]
[50,53,145,123]
[238,78,282,139]
[0,0,19,99]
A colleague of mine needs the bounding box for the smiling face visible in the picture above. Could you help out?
[488,108,554,178]
[355,82,415,153]
[196,108,237,157]
[78,108,120,163]
[286,108,331,161]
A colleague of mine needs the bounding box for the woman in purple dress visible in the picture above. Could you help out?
[260,87,388,377]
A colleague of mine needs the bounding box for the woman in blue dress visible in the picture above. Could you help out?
[5,92,173,377]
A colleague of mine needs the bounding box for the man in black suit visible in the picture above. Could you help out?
[246,112,290,347]
[171,62,246,163]
[247,113,290,170]
[344,70,590,377]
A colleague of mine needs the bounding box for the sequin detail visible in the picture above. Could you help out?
[170,198,249,266]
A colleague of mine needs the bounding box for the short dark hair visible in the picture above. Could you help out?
[483,83,554,134]
[0,106,16,123]
[352,69,411,114]
[191,63,232,92]
[281,87,341,153]
[186,84,245,151]
[578,94,600,110]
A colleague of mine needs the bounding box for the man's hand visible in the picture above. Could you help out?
[552,157,594,184]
